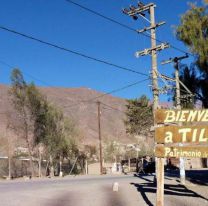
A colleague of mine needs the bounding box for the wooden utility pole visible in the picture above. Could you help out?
[6,127,11,180]
[149,6,164,205]
[123,2,169,206]
[149,6,162,205]
[5,114,12,180]
[161,54,188,185]
[97,101,103,175]
[38,146,42,178]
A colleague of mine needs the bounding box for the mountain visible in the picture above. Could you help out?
[0,84,131,146]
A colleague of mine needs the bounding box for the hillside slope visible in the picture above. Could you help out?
[0,84,130,145]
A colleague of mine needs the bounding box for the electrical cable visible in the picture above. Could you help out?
[65,0,194,57]
[63,78,150,108]
[0,59,150,110]
[0,60,54,87]
[0,25,148,77]
[101,102,125,114]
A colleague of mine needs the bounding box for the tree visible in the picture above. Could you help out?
[35,102,79,176]
[104,140,123,163]
[9,69,78,177]
[176,3,208,107]
[84,145,97,162]
[124,95,153,137]
[176,64,199,109]
[176,3,208,72]
[9,69,36,176]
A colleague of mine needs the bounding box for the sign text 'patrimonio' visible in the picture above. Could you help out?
[155,145,208,158]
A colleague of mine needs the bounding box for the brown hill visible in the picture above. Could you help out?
[0,84,131,146]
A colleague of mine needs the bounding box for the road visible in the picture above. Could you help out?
[0,174,207,206]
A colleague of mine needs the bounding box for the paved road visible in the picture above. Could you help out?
[0,174,207,206]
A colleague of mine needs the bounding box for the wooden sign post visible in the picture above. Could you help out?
[154,109,208,206]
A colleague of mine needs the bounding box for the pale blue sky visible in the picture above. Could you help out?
[0,0,202,100]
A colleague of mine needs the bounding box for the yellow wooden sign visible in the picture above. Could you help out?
[155,125,208,144]
[155,109,208,124]
[155,145,208,158]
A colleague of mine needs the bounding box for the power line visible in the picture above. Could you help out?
[63,78,150,108]
[0,58,148,94]
[0,25,148,77]
[65,0,135,32]
[65,0,193,57]
[0,58,149,109]
[0,76,149,115]
[101,102,125,114]
[0,60,53,87]
[102,100,153,115]
[90,78,150,100]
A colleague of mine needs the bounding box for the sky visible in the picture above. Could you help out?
[0,0,204,101]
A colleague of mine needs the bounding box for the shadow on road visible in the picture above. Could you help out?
[102,185,126,206]
[131,174,208,206]
[165,169,208,186]
[49,192,77,206]
[185,170,208,186]
[48,186,127,206]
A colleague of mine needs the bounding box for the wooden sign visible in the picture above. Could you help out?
[154,109,208,206]
[155,145,208,158]
[155,125,208,144]
[155,109,208,124]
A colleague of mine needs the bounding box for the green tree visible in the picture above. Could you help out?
[10,69,78,177]
[10,69,36,176]
[176,3,208,72]
[176,3,208,107]
[104,140,123,162]
[124,95,153,136]
[10,70,54,177]
[176,64,199,109]
[36,103,79,176]
[84,145,97,162]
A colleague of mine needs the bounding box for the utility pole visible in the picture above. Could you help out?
[97,101,103,175]
[5,116,12,180]
[123,2,169,206]
[38,145,42,178]
[161,54,189,185]
[6,127,11,180]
